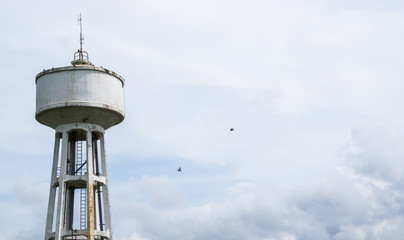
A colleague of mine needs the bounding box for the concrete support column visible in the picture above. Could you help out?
[54,130,69,240]
[44,132,61,240]
[87,130,95,240]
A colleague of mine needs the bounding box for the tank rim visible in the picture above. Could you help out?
[35,65,125,86]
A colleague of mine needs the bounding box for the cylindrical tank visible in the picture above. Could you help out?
[35,63,125,130]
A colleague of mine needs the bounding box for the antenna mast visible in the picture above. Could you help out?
[79,13,84,55]
[72,14,90,65]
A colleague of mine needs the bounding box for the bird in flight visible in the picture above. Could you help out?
[177,167,182,172]
[230,128,234,132]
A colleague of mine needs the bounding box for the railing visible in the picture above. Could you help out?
[56,163,87,178]
[73,50,89,62]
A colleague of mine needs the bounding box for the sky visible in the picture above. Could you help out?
[1,0,404,239]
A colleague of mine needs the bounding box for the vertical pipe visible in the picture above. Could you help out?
[44,132,61,240]
[96,183,104,232]
[100,134,113,239]
[54,131,69,240]
[92,136,99,231]
[65,131,76,229]
[93,134,105,236]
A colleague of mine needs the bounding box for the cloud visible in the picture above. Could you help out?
[0,175,47,240]
[344,126,404,183]
[117,175,404,240]
[109,125,404,240]
[10,229,43,240]
[124,232,151,240]
[14,176,48,209]
[137,175,186,208]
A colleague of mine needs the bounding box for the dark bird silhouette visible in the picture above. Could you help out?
[230,128,234,132]
[177,167,182,172]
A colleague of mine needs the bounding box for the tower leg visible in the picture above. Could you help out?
[54,131,69,239]
[100,135,113,235]
[44,133,61,240]
[87,130,95,240]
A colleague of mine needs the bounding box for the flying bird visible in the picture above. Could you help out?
[177,167,182,172]
[230,128,234,132]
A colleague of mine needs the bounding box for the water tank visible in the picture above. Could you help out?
[35,61,125,130]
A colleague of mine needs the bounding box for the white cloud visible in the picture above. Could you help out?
[108,125,404,240]
[137,175,186,208]
[14,176,48,209]
[124,232,151,240]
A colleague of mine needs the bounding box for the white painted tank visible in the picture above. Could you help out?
[36,62,125,130]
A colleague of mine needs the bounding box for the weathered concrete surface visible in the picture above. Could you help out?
[36,65,125,130]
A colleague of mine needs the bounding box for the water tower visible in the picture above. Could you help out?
[36,16,124,240]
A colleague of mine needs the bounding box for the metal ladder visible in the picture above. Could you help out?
[76,140,87,230]
[80,189,86,230]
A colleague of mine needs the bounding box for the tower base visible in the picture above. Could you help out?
[44,123,112,240]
